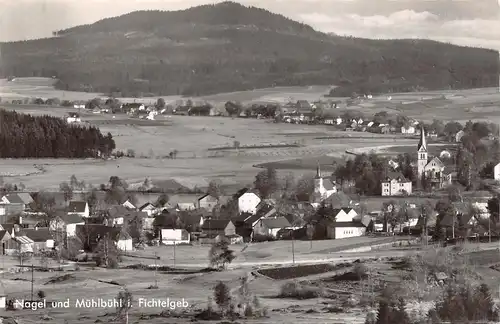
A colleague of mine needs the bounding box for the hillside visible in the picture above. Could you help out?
[0,1,498,97]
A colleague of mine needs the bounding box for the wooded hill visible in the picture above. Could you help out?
[0,1,497,97]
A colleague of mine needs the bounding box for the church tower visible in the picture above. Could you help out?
[417,126,428,178]
[314,163,325,198]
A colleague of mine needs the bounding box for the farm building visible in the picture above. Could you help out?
[160,228,190,245]
[139,202,157,216]
[0,230,12,255]
[23,228,54,252]
[66,112,81,123]
[201,219,235,237]
[234,188,261,214]
[49,213,85,237]
[252,217,291,239]
[11,235,34,254]
[401,125,415,134]
[68,201,90,218]
[76,224,132,252]
[316,208,368,239]
[197,194,219,211]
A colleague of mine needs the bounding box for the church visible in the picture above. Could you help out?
[417,127,453,188]
[311,164,337,207]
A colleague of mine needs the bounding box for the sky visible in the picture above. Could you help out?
[0,0,499,51]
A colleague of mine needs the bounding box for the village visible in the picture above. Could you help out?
[0,116,499,263]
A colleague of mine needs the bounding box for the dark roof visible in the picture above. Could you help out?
[153,214,180,229]
[261,217,291,229]
[332,221,366,228]
[201,219,232,231]
[76,224,123,242]
[233,188,249,199]
[284,213,303,227]
[0,230,9,240]
[384,171,409,182]
[360,215,373,227]
[1,224,15,233]
[64,214,85,224]
[322,179,335,190]
[107,205,129,218]
[68,201,87,213]
[198,193,218,202]
[139,202,155,210]
[341,208,355,214]
[3,193,24,204]
[24,228,53,242]
[323,192,353,208]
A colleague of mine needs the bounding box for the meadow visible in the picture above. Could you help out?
[1,78,500,191]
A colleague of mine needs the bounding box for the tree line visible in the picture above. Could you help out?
[0,109,115,158]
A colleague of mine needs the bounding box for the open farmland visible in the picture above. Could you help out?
[0,104,415,191]
[1,78,500,191]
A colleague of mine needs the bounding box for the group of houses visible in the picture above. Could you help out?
[276,100,423,135]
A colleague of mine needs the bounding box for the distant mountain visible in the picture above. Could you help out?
[0,1,497,97]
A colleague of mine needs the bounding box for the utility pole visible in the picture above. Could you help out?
[31,263,34,301]
[153,251,158,288]
[291,234,295,265]
[173,241,176,268]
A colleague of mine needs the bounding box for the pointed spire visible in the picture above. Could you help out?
[316,163,321,179]
[418,126,427,152]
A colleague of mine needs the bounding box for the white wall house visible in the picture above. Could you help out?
[66,113,81,124]
[401,125,415,134]
[494,162,500,181]
[116,233,133,252]
[68,201,90,218]
[235,190,261,215]
[160,229,190,245]
[325,208,366,239]
[381,173,412,196]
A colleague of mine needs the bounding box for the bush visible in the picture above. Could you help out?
[37,290,46,299]
[214,281,232,313]
[353,263,368,279]
[278,281,323,299]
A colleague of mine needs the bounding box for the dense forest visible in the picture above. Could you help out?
[0,110,115,158]
[0,1,498,97]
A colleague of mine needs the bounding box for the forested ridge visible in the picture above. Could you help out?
[0,1,497,97]
[0,110,115,158]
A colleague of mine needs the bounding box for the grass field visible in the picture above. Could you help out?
[1,78,500,191]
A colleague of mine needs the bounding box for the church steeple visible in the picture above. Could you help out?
[315,163,321,179]
[417,126,427,152]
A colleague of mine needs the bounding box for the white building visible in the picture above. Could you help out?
[160,228,190,245]
[401,125,416,134]
[381,172,412,196]
[311,164,337,207]
[417,127,452,188]
[325,208,368,239]
[494,162,500,181]
[234,189,261,215]
[68,201,90,218]
[66,112,81,124]
[116,232,133,251]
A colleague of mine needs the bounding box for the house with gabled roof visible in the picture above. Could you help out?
[197,193,220,212]
[253,217,291,239]
[317,207,367,239]
[201,219,235,237]
[233,188,261,215]
[0,230,12,254]
[381,171,412,196]
[23,227,54,252]
[76,224,132,251]
[138,202,157,217]
[68,201,90,218]
[49,212,85,237]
